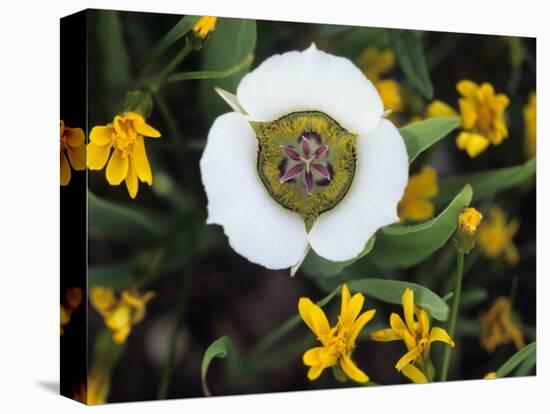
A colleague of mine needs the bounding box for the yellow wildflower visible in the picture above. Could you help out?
[60,287,83,336]
[484,372,497,379]
[456,207,483,254]
[524,92,536,158]
[480,297,525,353]
[60,120,86,186]
[398,166,438,222]
[359,47,404,113]
[88,112,161,198]
[90,287,155,345]
[477,207,520,265]
[193,16,217,39]
[371,288,455,383]
[426,81,509,158]
[298,284,376,383]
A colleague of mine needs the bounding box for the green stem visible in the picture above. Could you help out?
[157,268,193,399]
[440,252,464,381]
[139,52,254,90]
[156,42,193,83]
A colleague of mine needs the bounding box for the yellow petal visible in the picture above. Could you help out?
[370,328,402,342]
[105,305,131,331]
[484,372,497,379]
[106,150,129,185]
[395,346,421,371]
[65,127,85,147]
[428,326,455,347]
[299,298,330,338]
[419,309,430,338]
[400,199,434,222]
[133,136,153,184]
[401,364,428,383]
[340,355,369,383]
[90,125,114,146]
[303,347,323,366]
[307,364,326,381]
[456,79,479,99]
[376,79,403,112]
[113,325,131,345]
[456,132,490,158]
[90,287,116,317]
[390,312,407,332]
[426,100,458,118]
[126,112,161,138]
[68,144,86,171]
[87,143,112,170]
[340,284,351,319]
[341,292,365,327]
[458,98,478,130]
[60,152,71,186]
[125,158,139,199]
[402,329,417,350]
[402,288,415,332]
[348,309,376,346]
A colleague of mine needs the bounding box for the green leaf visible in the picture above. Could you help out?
[201,336,237,396]
[400,116,460,163]
[88,191,173,243]
[496,342,536,378]
[388,29,433,99]
[199,18,256,125]
[433,159,536,208]
[347,278,449,321]
[515,349,537,376]
[94,10,130,90]
[368,185,473,269]
[141,16,199,66]
[301,237,376,278]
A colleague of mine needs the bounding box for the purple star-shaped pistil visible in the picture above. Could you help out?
[279,135,331,195]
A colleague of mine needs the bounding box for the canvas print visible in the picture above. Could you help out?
[60,9,536,405]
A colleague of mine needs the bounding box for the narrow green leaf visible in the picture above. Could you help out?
[347,278,449,321]
[388,29,433,98]
[88,191,172,243]
[142,15,199,66]
[199,18,256,125]
[201,336,236,396]
[496,342,536,378]
[515,349,536,376]
[433,159,536,208]
[94,10,130,90]
[368,185,473,269]
[400,116,460,163]
[301,237,376,278]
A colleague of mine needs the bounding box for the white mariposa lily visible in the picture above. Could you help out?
[200,44,409,271]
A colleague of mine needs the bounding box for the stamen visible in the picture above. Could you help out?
[280,145,301,161]
[314,144,329,159]
[312,164,331,180]
[305,171,314,194]
[280,164,304,183]
[301,136,311,158]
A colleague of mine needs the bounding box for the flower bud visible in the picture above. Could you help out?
[455,207,483,254]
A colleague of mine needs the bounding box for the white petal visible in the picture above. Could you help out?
[308,119,409,262]
[236,44,383,136]
[200,112,309,269]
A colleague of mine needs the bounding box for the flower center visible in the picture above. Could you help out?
[254,111,357,227]
[114,120,138,155]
